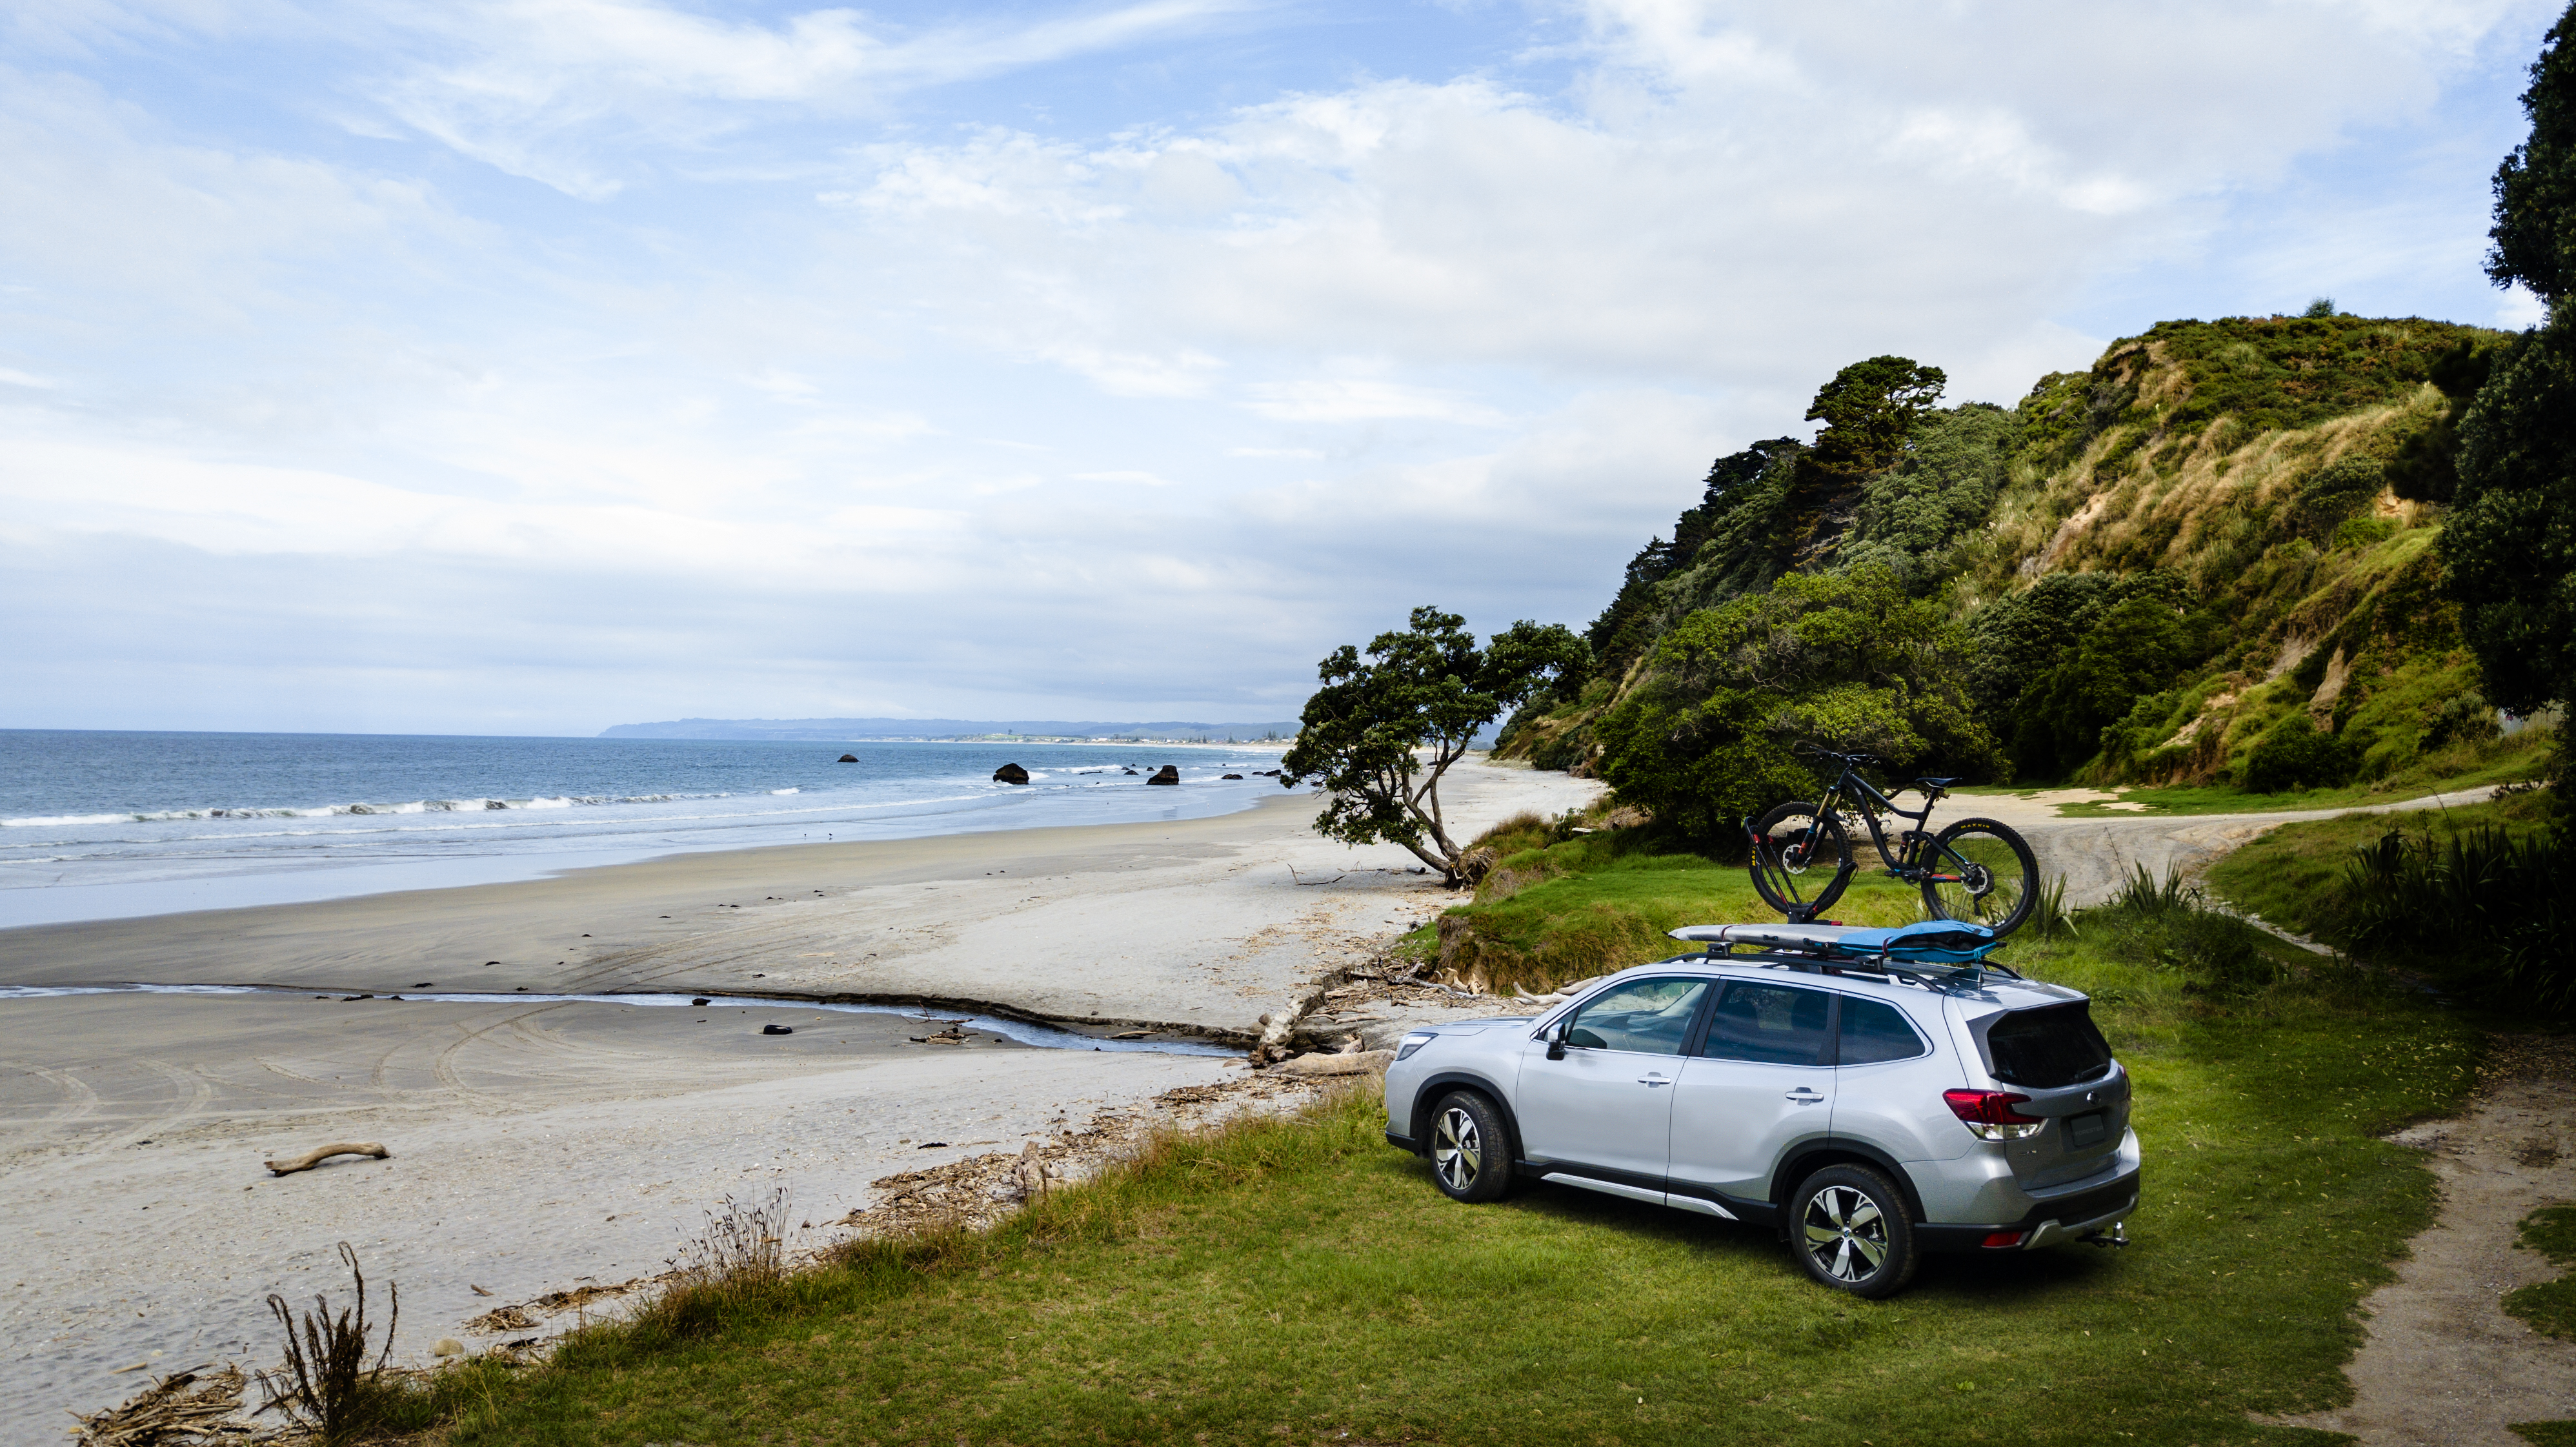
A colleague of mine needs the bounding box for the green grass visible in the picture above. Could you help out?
[1423,826,1942,995]
[2513,1422,2576,1446]
[2504,1207,2576,1342]
[2202,793,2556,942]
[425,910,2477,1446]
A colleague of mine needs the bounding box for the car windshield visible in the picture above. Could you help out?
[1984,1002,2112,1087]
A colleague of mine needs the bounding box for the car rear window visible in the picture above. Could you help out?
[1984,1003,2112,1087]
[1835,997,1927,1065]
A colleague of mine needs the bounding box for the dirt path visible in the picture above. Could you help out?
[2279,1038,2576,1444]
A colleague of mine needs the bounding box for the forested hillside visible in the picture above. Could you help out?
[1500,313,2550,808]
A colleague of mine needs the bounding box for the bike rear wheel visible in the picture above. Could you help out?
[1920,817,2038,936]
[1750,802,1853,919]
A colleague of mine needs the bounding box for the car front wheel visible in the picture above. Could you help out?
[1791,1164,1918,1298]
[1427,1091,1513,1203]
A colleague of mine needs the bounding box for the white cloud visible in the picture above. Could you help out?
[0,0,2558,731]
[1242,378,1507,425]
[363,0,1263,196]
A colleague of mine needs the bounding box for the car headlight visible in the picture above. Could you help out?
[1395,1032,1436,1061]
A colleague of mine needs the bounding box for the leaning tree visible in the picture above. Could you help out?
[1280,607,1586,885]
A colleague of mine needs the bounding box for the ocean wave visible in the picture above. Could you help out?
[0,791,710,827]
[770,787,800,795]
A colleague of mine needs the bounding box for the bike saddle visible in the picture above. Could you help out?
[1915,776,1960,787]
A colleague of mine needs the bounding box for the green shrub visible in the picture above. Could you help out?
[2293,457,2386,541]
[2331,516,2399,551]
[2340,824,2571,1010]
[2242,715,2359,793]
[2084,866,2280,995]
[2423,691,2503,750]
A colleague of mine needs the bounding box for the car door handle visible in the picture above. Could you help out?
[1784,1088,1824,1103]
[1638,1076,1671,1087]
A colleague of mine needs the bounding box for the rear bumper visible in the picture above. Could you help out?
[1915,1168,2141,1252]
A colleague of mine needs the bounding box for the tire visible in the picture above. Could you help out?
[1920,817,2039,937]
[1426,1091,1513,1203]
[1749,802,1853,919]
[1790,1164,1918,1298]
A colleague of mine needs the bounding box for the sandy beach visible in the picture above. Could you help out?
[1,760,1602,1436]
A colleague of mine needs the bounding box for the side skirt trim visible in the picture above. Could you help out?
[1540,1172,1666,1206]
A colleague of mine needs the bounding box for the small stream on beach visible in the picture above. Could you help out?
[0,982,1241,1056]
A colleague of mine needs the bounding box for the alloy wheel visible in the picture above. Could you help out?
[1802,1184,1889,1282]
[1433,1106,1482,1193]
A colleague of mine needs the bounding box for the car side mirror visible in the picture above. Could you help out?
[1546,1018,1569,1061]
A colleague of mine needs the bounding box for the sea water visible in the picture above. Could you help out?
[0,731,1291,928]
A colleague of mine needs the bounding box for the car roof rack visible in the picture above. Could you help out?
[1665,921,2020,991]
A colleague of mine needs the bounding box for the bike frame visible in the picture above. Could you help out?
[1806,764,1973,886]
[1818,768,1929,871]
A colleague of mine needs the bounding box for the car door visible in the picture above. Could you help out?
[1827,992,1960,1167]
[1513,976,1712,1197]
[1667,980,1836,1210]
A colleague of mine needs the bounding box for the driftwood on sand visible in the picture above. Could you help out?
[262,1142,390,1175]
[1267,1049,1394,1077]
[68,1363,257,1445]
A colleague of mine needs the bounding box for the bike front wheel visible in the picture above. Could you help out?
[1920,817,2038,936]
[1750,801,1853,920]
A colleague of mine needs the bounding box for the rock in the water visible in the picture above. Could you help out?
[761,1023,794,1035]
[691,997,710,1006]
[992,762,1031,785]
[1222,773,1244,780]
[1146,765,1180,785]
[1122,767,1140,775]
[837,753,858,763]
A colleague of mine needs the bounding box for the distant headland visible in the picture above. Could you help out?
[598,716,1300,743]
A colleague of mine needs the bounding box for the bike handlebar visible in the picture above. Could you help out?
[1796,745,1883,767]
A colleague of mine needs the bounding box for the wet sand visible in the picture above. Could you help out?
[1,761,1602,1435]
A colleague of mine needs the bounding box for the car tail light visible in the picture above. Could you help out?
[1944,1088,2044,1140]
[1980,1230,2028,1249]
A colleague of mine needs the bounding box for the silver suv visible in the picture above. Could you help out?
[1381,921,2140,1297]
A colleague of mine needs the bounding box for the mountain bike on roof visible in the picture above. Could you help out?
[1748,745,2039,936]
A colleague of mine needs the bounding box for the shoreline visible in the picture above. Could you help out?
[0,741,1298,933]
[1,760,1603,1437]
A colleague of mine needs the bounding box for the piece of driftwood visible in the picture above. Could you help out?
[68,1362,257,1446]
[262,1142,389,1175]
[1267,1049,1394,1077]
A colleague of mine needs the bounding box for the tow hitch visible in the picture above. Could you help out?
[2082,1222,2129,1250]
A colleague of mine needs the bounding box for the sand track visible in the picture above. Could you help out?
[2278,1040,2576,1444]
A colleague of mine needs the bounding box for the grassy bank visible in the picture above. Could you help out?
[1422,815,1943,997]
[421,890,2477,1445]
[2203,791,2557,942]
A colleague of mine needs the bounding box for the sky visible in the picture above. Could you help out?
[1,0,2564,736]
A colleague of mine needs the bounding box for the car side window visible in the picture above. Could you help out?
[1835,995,1928,1065]
[1561,978,1709,1056]
[1698,982,1831,1066]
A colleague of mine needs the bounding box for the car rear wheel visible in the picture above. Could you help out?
[1427,1091,1513,1203]
[1791,1164,1918,1298]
